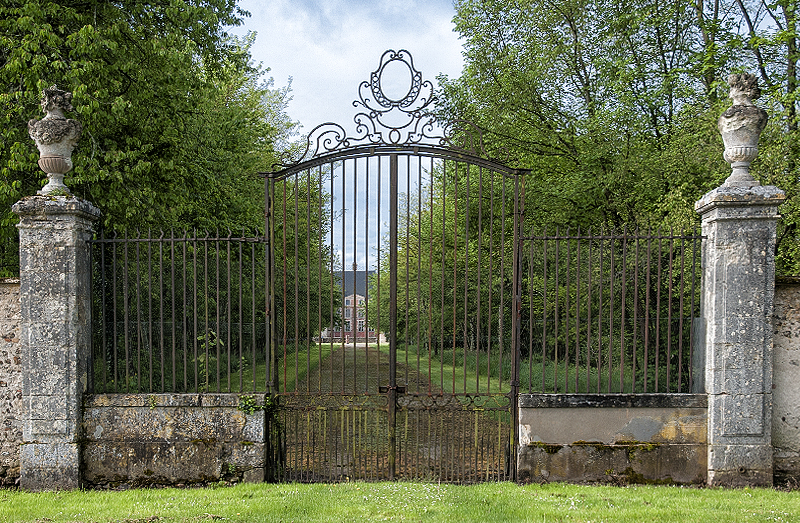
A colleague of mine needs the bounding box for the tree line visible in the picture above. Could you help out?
[0,0,298,277]
[436,0,800,274]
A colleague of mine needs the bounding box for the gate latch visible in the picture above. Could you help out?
[379,385,406,394]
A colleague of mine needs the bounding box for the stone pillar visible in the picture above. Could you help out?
[696,73,785,487]
[12,196,100,490]
[697,187,784,486]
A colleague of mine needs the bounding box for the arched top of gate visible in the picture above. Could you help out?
[266,49,522,179]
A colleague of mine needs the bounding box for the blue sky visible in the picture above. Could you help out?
[229,1,464,271]
[230,0,464,133]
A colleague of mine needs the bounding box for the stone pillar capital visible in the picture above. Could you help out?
[695,185,785,217]
[12,195,101,223]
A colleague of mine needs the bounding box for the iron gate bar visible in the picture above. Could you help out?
[587,230,593,390]
[339,160,344,394]
[519,228,703,394]
[512,173,522,481]
[678,233,685,390]
[123,231,129,392]
[565,230,571,392]
[600,228,606,392]
[575,228,582,393]
[632,231,638,391]
[620,228,627,392]
[667,228,674,390]
[690,229,699,390]
[655,230,662,391]
[440,160,445,394]
[389,152,398,480]
[463,160,468,395]
[645,231,652,391]
[255,50,526,483]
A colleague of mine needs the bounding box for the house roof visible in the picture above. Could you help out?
[338,270,374,297]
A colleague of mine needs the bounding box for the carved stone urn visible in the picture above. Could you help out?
[718,73,768,187]
[28,86,82,195]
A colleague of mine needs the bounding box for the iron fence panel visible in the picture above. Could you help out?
[90,230,269,394]
[519,228,702,394]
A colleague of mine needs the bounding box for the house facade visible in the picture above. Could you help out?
[320,293,384,343]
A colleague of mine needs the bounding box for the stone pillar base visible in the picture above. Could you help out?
[243,467,265,483]
[708,444,773,487]
[20,442,80,491]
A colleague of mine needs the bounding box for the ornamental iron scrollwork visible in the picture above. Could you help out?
[275,49,510,169]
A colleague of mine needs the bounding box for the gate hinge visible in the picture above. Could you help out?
[379,385,406,394]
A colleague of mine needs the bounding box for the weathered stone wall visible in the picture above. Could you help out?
[82,394,267,488]
[773,279,800,483]
[517,394,707,485]
[0,279,21,485]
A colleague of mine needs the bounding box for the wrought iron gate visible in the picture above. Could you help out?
[265,50,526,482]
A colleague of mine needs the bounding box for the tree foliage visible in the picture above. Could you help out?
[438,0,800,273]
[0,1,297,276]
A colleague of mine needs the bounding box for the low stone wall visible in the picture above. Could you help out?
[773,279,800,483]
[82,394,267,488]
[517,394,707,485]
[0,279,21,486]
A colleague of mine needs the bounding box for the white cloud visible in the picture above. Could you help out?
[230,0,463,134]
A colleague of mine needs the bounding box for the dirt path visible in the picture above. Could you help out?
[294,343,440,395]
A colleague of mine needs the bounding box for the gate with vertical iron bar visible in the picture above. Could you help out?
[264,50,527,482]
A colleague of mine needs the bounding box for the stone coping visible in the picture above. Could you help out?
[694,184,786,214]
[89,393,707,409]
[85,393,267,408]
[519,394,707,409]
[12,194,101,220]
[0,278,20,285]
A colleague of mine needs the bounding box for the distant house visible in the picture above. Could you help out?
[319,270,385,343]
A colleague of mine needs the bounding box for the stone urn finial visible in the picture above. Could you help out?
[718,73,768,187]
[27,86,82,195]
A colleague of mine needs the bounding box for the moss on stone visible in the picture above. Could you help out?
[528,442,563,454]
[571,440,608,451]
[608,467,675,485]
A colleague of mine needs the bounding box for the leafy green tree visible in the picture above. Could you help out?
[0,1,297,276]
[438,0,800,272]
[438,0,731,235]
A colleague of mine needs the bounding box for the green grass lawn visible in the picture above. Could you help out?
[390,342,639,395]
[2,482,798,522]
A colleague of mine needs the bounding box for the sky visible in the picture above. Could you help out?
[227,1,467,271]
[228,0,465,134]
